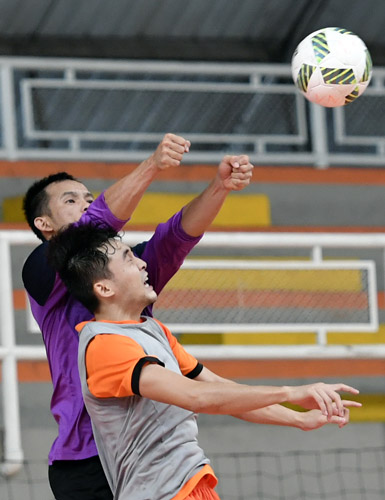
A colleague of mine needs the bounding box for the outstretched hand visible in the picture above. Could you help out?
[217,155,254,191]
[286,382,360,420]
[299,399,361,431]
[152,133,191,170]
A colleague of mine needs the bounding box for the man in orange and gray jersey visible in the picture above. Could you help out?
[47,222,362,500]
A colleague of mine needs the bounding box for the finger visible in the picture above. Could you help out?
[334,384,360,395]
[234,155,250,166]
[331,399,362,409]
[342,407,350,427]
[227,156,247,169]
[161,142,189,164]
[311,387,333,418]
[328,390,344,417]
[338,408,351,428]
[164,134,190,153]
[327,415,347,426]
[323,391,337,419]
[342,400,362,408]
[234,163,253,173]
[329,402,341,416]
[159,151,184,167]
[230,170,253,180]
[167,142,188,156]
[313,392,328,417]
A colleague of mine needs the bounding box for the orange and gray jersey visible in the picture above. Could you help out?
[77,316,212,500]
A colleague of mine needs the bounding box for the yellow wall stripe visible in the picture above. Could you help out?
[3,192,271,227]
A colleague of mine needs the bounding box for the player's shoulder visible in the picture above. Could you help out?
[22,241,56,304]
[23,241,49,271]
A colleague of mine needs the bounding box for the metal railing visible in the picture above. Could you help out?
[0,57,384,167]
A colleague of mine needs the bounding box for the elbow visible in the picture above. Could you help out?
[185,391,224,415]
[184,392,208,414]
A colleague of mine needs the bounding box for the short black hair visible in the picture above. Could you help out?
[48,223,119,313]
[23,172,78,241]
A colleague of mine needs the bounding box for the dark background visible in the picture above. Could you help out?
[0,0,384,65]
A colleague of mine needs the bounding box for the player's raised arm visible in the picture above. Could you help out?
[180,154,254,237]
[104,133,190,220]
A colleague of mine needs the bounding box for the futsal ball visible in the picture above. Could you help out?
[291,27,372,107]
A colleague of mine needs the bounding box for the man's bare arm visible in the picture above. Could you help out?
[103,133,190,220]
[139,363,360,420]
[180,154,253,237]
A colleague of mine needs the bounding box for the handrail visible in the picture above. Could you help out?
[0,57,384,166]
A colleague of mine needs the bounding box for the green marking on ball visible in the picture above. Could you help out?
[296,64,316,92]
[321,67,356,85]
[311,32,330,63]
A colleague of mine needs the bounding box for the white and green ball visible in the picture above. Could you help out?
[291,27,372,107]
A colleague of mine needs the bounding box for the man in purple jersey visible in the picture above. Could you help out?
[21,133,254,500]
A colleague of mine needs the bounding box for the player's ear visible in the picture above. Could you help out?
[94,280,114,299]
[34,216,54,235]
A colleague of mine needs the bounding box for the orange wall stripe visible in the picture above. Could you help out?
[0,161,215,181]
[2,358,384,382]
[3,160,385,185]
[13,289,27,309]
[203,358,385,379]
[16,361,51,382]
[249,166,385,185]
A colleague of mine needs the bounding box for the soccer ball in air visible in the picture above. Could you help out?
[291,27,372,107]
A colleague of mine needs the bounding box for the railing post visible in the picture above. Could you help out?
[309,102,329,169]
[311,245,328,346]
[316,327,328,347]
[0,63,18,160]
[311,245,323,263]
[0,237,23,475]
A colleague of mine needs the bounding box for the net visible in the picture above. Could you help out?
[211,447,385,500]
[0,459,51,500]
[154,260,377,332]
[1,447,385,500]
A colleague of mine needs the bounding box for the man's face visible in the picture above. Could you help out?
[38,180,94,238]
[103,240,157,313]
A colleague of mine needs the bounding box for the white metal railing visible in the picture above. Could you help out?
[2,229,385,473]
[159,259,378,335]
[0,57,385,167]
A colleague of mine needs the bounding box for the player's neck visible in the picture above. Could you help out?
[94,303,142,323]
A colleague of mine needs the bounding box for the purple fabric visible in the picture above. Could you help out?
[26,193,202,464]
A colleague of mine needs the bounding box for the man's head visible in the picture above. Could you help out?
[23,172,94,241]
[48,224,157,316]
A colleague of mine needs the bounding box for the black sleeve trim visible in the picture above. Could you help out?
[186,362,204,379]
[131,356,165,396]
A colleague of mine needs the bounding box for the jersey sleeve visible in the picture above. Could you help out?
[153,319,203,379]
[140,210,202,300]
[77,191,129,232]
[85,334,164,398]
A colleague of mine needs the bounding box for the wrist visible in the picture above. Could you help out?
[142,153,163,174]
[211,175,232,195]
[281,385,292,404]
[292,410,306,430]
